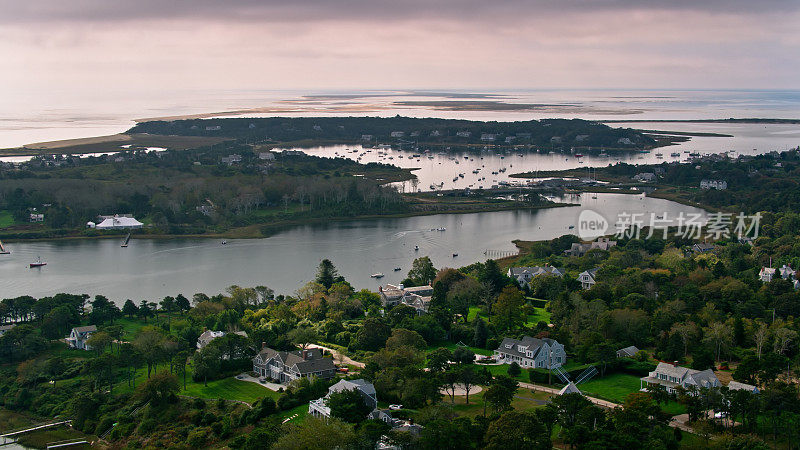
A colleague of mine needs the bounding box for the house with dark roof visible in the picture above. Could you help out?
[564,237,617,257]
[616,345,640,358]
[691,242,716,254]
[309,379,379,419]
[640,362,720,394]
[494,336,566,369]
[66,325,97,350]
[577,268,600,290]
[252,346,336,383]
[196,330,248,350]
[379,284,434,315]
[507,266,564,288]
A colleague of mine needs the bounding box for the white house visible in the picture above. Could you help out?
[564,237,617,257]
[66,325,97,350]
[96,215,143,230]
[494,336,566,369]
[577,268,600,290]
[480,133,497,142]
[196,330,248,350]
[633,172,657,182]
[456,131,471,138]
[760,264,796,283]
[727,381,759,394]
[29,213,44,222]
[258,152,276,161]
[700,179,728,190]
[507,266,564,288]
[308,379,378,419]
[640,362,720,394]
[390,131,405,138]
[378,284,433,315]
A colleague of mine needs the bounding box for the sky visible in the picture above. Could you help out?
[2,0,799,94]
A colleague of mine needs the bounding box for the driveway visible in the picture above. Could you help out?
[307,344,365,368]
[236,373,283,391]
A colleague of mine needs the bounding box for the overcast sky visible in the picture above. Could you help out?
[2,0,799,93]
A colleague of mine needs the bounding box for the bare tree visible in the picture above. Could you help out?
[703,322,732,362]
[773,327,797,355]
[753,321,769,360]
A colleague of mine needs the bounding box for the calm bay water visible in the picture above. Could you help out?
[0,193,705,303]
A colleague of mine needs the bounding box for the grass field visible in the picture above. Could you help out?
[446,386,552,418]
[0,210,16,228]
[467,305,551,326]
[181,376,277,404]
[574,373,686,415]
[427,341,493,357]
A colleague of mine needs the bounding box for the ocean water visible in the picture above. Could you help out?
[1,88,799,149]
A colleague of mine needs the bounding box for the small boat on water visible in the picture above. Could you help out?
[414,245,419,251]
[221,240,227,245]
[670,152,680,157]
[121,233,131,248]
[393,267,402,271]
[370,273,384,278]
[0,239,9,255]
[30,256,46,268]
[452,253,458,257]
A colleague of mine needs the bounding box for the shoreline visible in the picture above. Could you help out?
[3,202,578,244]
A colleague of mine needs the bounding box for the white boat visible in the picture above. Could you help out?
[370,273,384,278]
[30,256,46,268]
[0,239,9,255]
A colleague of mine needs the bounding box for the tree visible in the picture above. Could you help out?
[507,361,521,377]
[484,375,518,414]
[172,351,190,391]
[86,331,112,356]
[160,296,175,328]
[458,365,481,404]
[353,318,392,351]
[478,259,507,296]
[137,300,153,322]
[272,417,360,450]
[493,286,525,332]
[483,410,550,450]
[703,321,732,361]
[754,321,769,359]
[193,345,222,386]
[385,328,427,350]
[773,327,797,355]
[452,346,475,365]
[288,327,318,350]
[327,388,372,424]
[122,299,138,318]
[137,372,179,406]
[315,259,342,289]
[175,294,191,314]
[427,348,452,373]
[133,328,165,378]
[473,318,488,348]
[407,256,437,286]
[549,392,593,430]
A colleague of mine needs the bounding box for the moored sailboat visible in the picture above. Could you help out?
[0,239,9,255]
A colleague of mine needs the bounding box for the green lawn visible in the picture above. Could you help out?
[526,307,551,326]
[427,341,493,357]
[181,376,277,404]
[0,210,16,228]
[577,373,642,403]
[443,386,552,418]
[276,403,308,424]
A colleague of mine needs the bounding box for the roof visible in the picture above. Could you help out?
[495,336,559,360]
[653,362,690,380]
[617,346,640,357]
[403,285,433,295]
[294,357,336,374]
[509,266,564,278]
[558,382,582,396]
[73,325,97,333]
[253,347,332,374]
[0,324,15,331]
[727,381,758,393]
[329,379,376,397]
[96,216,143,229]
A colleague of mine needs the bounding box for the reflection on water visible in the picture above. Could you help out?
[0,193,706,303]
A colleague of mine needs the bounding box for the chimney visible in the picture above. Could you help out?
[302,349,309,360]
[378,286,383,292]
[398,284,404,290]
[261,342,267,350]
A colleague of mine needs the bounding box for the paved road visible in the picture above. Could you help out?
[307,344,366,368]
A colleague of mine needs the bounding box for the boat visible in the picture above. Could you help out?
[575,154,583,158]
[452,253,458,257]
[30,256,46,268]
[414,245,419,251]
[670,152,680,157]
[221,240,227,245]
[370,273,384,278]
[568,225,575,229]
[0,239,9,255]
[393,267,402,271]
[121,232,131,248]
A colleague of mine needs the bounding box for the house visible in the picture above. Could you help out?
[378,284,434,314]
[313,125,323,131]
[577,268,600,290]
[727,381,759,394]
[205,125,222,131]
[760,265,795,283]
[66,325,97,350]
[390,131,405,138]
[558,381,582,396]
[0,324,15,337]
[308,379,378,419]
[252,346,336,383]
[692,243,716,254]
[640,362,720,394]
[494,336,566,369]
[361,135,373,141]
[196,330,248,350]
[700,179,728,190]
[429,130,441,137]
[29,213,44,222]
[633,172,657,182]
[564,237,617,257]
[258,152,276,161]
[96,215,143,230]
[507,266,564,288]
[616,345,640,358]
[480,133,497,142]
[504,136,516,143]
[456,131,471,138]
[221,154,242,165]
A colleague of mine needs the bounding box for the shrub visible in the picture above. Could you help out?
[193,398,206,409]
[186,429,208,448]
[137,418,158,435]
[507,362,522,377]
